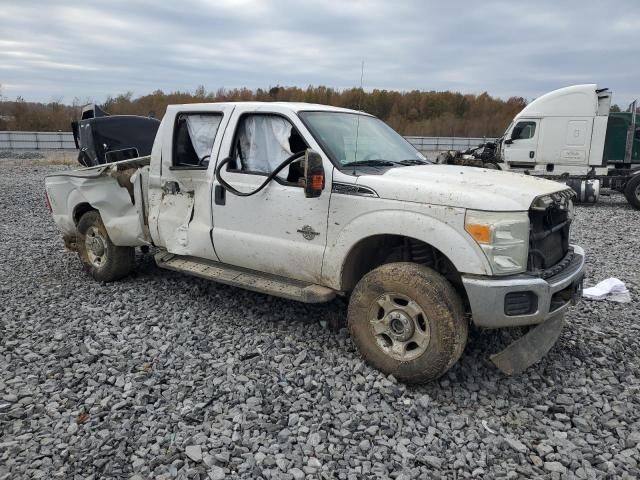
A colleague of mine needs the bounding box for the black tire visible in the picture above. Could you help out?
[484,162,501,170]
[624,174,640,210]
[348,262,468,383]
[76,211,135,282]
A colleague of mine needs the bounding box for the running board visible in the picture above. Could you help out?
[155,253,336,304]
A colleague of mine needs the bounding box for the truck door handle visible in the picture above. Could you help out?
[214,185,226,205]
[529,151,535,159]
[162,181,180,194]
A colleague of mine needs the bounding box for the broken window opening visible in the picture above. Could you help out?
[229,114,308,184]
[173,113,223,168]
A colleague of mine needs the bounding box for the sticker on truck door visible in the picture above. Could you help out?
[560,149,586,163]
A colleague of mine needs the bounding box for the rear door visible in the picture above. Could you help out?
[150,105,233,260]
[503,119,540,164]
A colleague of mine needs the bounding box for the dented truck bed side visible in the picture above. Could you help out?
[45,156,153,247]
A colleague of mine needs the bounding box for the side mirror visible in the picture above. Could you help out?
[303,149,325,198]
[504,139,513,145]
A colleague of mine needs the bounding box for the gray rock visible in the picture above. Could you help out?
[423,456,443,469]
[535,444,554,457]
[544,462,567,474]
[308,432,321,446]
[556,394,573,405]
[208,466,225,480]
[289,467,305,480]
[504,436,527,453]
[365,425,379,436]
[416,394,431,409]
[214,452,230,464]
[185,445,202,462]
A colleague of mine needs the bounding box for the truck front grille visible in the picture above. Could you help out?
[527,200,571,275]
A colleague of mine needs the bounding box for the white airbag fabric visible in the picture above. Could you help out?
[186,115,222,160]
[237,115,293,177]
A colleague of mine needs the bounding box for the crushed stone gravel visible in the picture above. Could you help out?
[1,164,639,479]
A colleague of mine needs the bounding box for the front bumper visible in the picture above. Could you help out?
[462,245,585,329]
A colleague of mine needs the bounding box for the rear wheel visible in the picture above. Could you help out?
[624,174,640,210]
[348,263,468,383]
[77,211,134,282]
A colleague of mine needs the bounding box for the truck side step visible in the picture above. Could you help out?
[155,253,336,304]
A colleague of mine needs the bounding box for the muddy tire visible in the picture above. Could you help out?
[76,211,134,282]
[624,173,640,210]
[348,263,467,384]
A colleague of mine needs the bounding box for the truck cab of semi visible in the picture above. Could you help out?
[500,84,640,207]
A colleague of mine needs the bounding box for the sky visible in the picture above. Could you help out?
[1,0,640,107]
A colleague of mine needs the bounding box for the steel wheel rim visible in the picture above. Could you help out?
[635,183,640,200]
[369,292,431,361]
[85,226,106,268]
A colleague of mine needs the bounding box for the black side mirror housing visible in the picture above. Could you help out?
[303,149,325,198]
[504,139,514,145]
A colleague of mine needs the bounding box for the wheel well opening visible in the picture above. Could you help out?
[73,203,96,225]
[340,235,469,308]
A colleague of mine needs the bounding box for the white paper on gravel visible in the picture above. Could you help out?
[583,278,631,303]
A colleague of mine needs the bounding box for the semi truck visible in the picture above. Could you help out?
[45,101,585,383]
[439,84,640,208]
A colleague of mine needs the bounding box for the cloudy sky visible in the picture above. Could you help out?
[1,0,639,106]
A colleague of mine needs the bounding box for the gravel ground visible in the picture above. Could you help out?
[1,164,639,480]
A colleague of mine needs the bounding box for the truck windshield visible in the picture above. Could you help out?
[299,111,428,168]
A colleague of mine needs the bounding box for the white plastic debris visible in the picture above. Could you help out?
[583,278,631,303]
[481,420,497,435]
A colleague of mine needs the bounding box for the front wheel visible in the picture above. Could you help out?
[624,174,640,210]
[348,263,468,383]
[76,211,135,282]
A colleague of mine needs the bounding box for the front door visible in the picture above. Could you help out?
[503,118,540,164]
[150,106,233,260]
[211,107,332,284]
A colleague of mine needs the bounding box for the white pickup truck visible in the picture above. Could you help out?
[45,102,585,383]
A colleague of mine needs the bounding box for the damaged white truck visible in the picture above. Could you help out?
[45,102,585,383]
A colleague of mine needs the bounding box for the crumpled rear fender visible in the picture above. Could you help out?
[46,162,151,246]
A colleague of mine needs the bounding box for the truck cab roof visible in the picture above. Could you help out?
[165,101,368,115]
[515,84,611,119]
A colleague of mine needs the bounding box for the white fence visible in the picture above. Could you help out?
[405,136,494,154]
[0,131,76,150]
[0,131,495,154]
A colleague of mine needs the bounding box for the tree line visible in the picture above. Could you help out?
[0,85,530,137]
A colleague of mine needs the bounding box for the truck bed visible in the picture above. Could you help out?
[45,156,152,247]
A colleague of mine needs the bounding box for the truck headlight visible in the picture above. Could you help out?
[465,210,529,275]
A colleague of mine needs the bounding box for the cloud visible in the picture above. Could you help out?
[1,0,639,106]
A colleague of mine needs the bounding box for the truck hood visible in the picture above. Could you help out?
[356,165,569,211]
